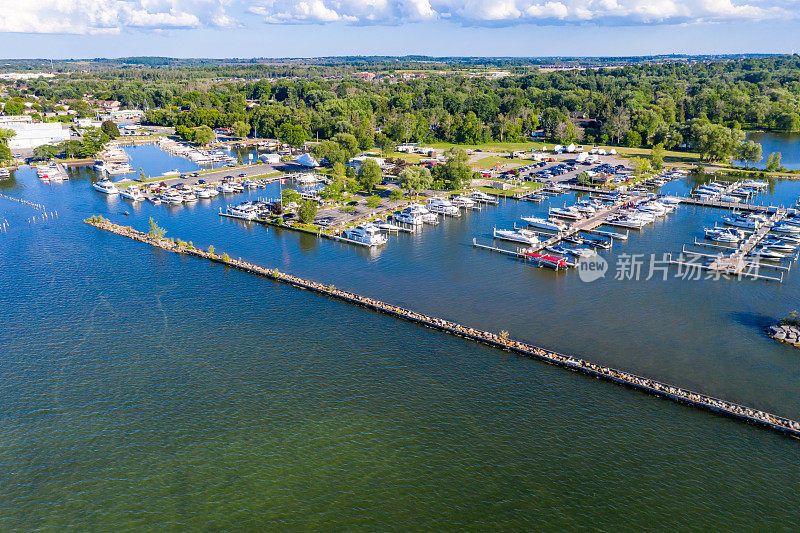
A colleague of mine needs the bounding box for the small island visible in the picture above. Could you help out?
[767,311,800,348]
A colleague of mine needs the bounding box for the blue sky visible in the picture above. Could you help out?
[0,0,797,58]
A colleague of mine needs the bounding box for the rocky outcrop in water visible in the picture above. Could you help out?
[767,324,800,348]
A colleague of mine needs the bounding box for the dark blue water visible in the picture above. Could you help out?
[743,132,800,170]
[2,156,800,529]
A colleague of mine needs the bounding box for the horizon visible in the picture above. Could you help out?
[2,1,800,59]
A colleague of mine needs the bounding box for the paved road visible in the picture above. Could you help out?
[144,163,284,188]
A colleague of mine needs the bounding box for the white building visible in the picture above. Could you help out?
[347,155,386,171]
[259,153,281,164]
[0,115,32,125]
[75,117,101,129]
[7,123,71,150]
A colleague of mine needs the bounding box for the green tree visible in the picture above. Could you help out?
[277,122,308,148]
[356,159,382,193]
[366,195,381,208]
[630,157,651,177]
[148,217,166,239]
[0,128,15,161]
[765,152,782,172]
[101,120,120,139]
[624,130,642,147]
[298,199,318,223]
[650,143,665,171]
[3,101,24,115]
[193,125,215,146]
[399,167,422,197]
[432,148,473,190]
[232,120,250,138]
[737,140,763,168]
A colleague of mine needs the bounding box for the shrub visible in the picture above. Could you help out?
[780,311,800,328]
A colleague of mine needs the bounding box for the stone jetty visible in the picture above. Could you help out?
[767,324,800,348]
[85,216,800,439]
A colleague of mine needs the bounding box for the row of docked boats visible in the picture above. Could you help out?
[392,192,494,226]
[36,163,69,182]
[719,211,800,234]
[692,179,767,203]
[157,138,237,166]
[703,212,800,260]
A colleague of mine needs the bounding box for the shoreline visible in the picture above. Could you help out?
[85,216,800,439]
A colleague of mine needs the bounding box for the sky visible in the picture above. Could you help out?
[0,0,798,59]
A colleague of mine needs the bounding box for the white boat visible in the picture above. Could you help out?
[393,211,423,225]
[182,192,198,202]
[550,206,582,219]
[621,209,655,223]
[493,228,540,245]
[610,215,648,228]
[427,198,461,217]
[405,204,439,224]
[637,201,668,216]
[195,188,213,199]
[760,239,796,252]
[469,190,498,203]
[451,195,476,208]
[723,215,759,229]
[161,189,184,205]
[377,222,405,232]
[749,248,788,260]
[522,217,567,232]
[705,228,740,243]
[119,186,145,202]
[242,179,258,189]
[720,195,742,203]
[93,179,119,195]
[226,203,259,220]
[566,247,596,258]
[574,200,600,214]
[218,182,236,194]
[772,223,800,234]
[741,179,768,189]
[342,224,388,246]
[162,169,181,177]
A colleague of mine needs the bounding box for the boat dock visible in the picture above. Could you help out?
[671,209,796,282]
[86,217,800,440]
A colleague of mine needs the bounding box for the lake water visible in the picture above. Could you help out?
[2,148,800,529]
[744,131,800,170]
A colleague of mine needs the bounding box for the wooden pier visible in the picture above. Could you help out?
[85,217,800,440]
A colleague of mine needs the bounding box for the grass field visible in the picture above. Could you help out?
[384,151,425,163]
[604,146,700,165]
[475,181,543,197]
[473,155,529,169]
[431,141,547,152]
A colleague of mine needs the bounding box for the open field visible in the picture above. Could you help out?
[473,155,529,169]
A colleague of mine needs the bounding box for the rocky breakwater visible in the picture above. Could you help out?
[767,324,800,348]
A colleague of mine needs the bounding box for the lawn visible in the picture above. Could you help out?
[385,151,425,163]
[596,145,700,165]
[475,181,543,197]
[431,141,547,153]
[473,155,529,169]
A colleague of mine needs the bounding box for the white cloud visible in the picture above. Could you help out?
[247,0,792,26]
[0,0,791,33]
[0,0,234,34]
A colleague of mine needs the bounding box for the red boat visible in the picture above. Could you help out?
[524,252,568,270]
